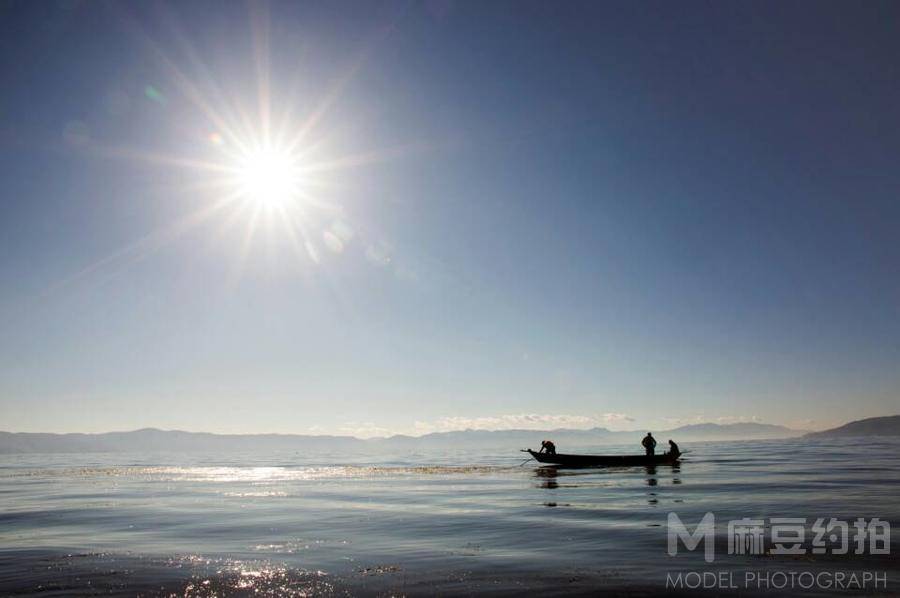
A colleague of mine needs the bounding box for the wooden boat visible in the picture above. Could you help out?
[524,449,680,467]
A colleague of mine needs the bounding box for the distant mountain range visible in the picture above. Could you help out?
[0,421,804,454]
[387,422,803,449]
[804,415,900,438]
[2,415,896,455]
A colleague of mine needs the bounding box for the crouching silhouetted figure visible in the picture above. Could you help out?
[540,440,557,455]
[667,439,680,458]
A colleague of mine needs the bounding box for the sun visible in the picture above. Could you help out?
[235,147,303,209]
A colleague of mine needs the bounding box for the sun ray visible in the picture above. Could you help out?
[226,203,265,290]
[282,21,398,155]
[298,141,433,175]
[248,1,273,148]
[44,192,240,297]
[86,143,235,175]
[116,4,251,152]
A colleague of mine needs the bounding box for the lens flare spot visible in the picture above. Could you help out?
[322,230,344,253]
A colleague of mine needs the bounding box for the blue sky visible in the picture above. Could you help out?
[1,1,898,435]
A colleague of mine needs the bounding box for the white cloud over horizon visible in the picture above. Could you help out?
[658,414,765,428]
[410,413,635,435]
[321,412,827,439]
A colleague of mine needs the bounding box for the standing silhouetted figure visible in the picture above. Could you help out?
[539,439,557,455]
[642,432,657,456]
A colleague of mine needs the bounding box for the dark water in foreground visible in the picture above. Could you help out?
[1,438,898,596]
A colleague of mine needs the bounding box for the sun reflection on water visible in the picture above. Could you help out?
[1,464,518,482]
[179,558,333,597]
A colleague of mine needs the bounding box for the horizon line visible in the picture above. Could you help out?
[0,419,821,439]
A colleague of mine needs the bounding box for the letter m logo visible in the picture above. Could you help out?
[668,512,715,563]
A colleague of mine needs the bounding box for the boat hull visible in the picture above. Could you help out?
[527,449,679,467]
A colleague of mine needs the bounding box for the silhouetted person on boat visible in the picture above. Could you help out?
[667,439,680,458]
[539,440,557,455]
[642,432,657,456]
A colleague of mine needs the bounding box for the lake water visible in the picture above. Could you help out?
[1,437,898,596]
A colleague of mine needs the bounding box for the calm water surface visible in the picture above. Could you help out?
[1,438,898,595]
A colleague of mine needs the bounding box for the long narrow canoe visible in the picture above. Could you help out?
[525,449,680,467]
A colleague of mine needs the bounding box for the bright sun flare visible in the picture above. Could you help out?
[236,148,302,209]
[67,3,400,283]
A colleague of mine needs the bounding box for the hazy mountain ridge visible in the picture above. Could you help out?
[0,422,802,454]
[804,415,900,438]
[0,428,369,454]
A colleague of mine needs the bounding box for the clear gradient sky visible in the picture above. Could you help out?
[1,1,898,436]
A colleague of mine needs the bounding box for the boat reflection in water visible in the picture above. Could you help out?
[533,461,684,506]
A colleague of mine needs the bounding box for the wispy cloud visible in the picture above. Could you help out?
[659,414,763,427]
[336,422,393,438]
[412,413,634,435]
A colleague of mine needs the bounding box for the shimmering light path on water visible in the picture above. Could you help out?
[1,438,898,595]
